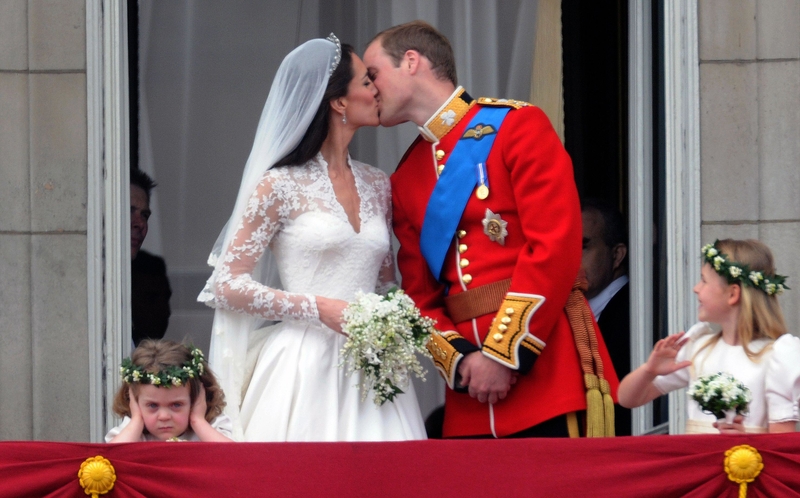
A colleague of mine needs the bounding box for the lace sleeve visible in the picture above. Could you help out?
[375,171,398,295]
[213,173,319,323]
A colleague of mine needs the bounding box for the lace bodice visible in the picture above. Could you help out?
[207,154,396,323]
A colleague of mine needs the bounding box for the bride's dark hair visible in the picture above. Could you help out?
[273,43,355,168]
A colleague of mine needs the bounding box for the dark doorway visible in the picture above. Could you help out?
[562,0,629,213]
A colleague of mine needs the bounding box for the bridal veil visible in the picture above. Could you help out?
[198,35,341,439]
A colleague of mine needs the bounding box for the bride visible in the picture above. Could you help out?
[198,34,426,441]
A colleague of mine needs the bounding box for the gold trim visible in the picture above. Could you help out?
[420,88,476,142]
[482,293,545,369]
[476,96,531,109]
[427,331,463,389]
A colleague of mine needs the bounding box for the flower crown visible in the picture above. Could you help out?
[326,33,342,76]
[701,241,789,296]
[120,347,205,387]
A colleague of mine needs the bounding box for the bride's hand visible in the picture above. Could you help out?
[316,296,349,335]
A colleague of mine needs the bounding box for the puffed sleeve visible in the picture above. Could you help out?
[210,412,235,440]
[104,417,143,443]
[765,333,800,423]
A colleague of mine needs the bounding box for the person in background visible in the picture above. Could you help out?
[581,198,630,435]
[130,168,172,346]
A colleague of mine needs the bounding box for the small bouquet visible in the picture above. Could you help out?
[339,288,436,406]
[687,372,751,422]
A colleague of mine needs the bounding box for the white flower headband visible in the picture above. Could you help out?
[701,241,789,296]
[120,346,206,387]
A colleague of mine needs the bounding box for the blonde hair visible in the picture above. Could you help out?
[696,239,787,361]
[112,340,226,423]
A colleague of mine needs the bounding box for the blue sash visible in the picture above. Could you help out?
[420,106,510,280]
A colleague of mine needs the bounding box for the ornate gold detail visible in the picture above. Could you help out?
[78,456,116,498]
[724,445,763,498]
[422,88,476,141]
[476,184,489,200]
[427,331,464,389]
[462,124,496,140]
[482,293,546,368]
[477,96,531,109]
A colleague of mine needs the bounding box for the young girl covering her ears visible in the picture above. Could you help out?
[106,340,234,442]
[619,239,800,434]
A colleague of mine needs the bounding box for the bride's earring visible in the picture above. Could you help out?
[342,111,347,124]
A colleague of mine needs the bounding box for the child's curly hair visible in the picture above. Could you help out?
[112,340,226,423]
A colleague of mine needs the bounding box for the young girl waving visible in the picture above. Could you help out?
[106,340,234,442]
[619,239,800,434]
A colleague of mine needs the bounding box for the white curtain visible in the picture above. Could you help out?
[137,0,543,420]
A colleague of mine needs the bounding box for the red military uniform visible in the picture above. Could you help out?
[392,87,619,437]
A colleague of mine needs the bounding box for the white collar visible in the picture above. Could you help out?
[588,275,629,320]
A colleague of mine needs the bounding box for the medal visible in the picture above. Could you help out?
[475,162,489,200]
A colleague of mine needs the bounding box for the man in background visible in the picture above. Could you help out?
[581,198,630,435]
[130,168,172,346]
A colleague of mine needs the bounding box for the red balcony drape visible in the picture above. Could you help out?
[2,433,800,497]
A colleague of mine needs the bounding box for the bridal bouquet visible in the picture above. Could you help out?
[339,288,435,406]
[687,372,751,422]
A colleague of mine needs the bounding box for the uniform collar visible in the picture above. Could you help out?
[418,86,476,143]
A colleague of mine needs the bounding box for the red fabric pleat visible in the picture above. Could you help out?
[2,433,800,497]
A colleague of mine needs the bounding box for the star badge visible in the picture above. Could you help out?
[482,209,508,245]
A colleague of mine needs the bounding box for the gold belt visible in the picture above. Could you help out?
[443,278,511,324]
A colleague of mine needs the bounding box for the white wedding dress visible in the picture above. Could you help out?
[206,153,426,441]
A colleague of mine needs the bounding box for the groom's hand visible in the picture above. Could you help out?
[458,352,517,404]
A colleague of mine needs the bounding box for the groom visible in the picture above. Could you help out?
[364,21,618,438]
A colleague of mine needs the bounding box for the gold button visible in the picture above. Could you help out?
[457,230,467,239]
[458,244,468,254]
[437,164,445,175]
[498,324,508,332]
[493,333,504,342]
[459,258,469,268]
[462,274,472,284]
[436,150,446,160]
[505,307,515,315]
[501,317,512,325]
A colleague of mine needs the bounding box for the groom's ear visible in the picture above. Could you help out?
[404,50,421,74]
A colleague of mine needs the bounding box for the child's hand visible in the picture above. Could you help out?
[190,385,208,427]
[128,389,143,421]
[643,332,692,376]
[714,415,746,434]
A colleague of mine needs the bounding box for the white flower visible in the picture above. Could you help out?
[728,266,742,278]
[439,109,456,126]
[748,271,763,285]
[713,256,725,271]
[766,283,777,295]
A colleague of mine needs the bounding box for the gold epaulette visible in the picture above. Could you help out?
[481,292,545,369]
[427,331,465,389]
[476,97,532,110]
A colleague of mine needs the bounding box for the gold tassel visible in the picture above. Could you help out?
[584,373,604,437]
[601,378,615,436]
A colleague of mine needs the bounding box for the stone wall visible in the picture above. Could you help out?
[699,0,800,335]
[0,0,89,441]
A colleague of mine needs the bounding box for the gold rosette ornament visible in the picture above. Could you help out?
[724,445,763,498]
[78,456,116,497]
